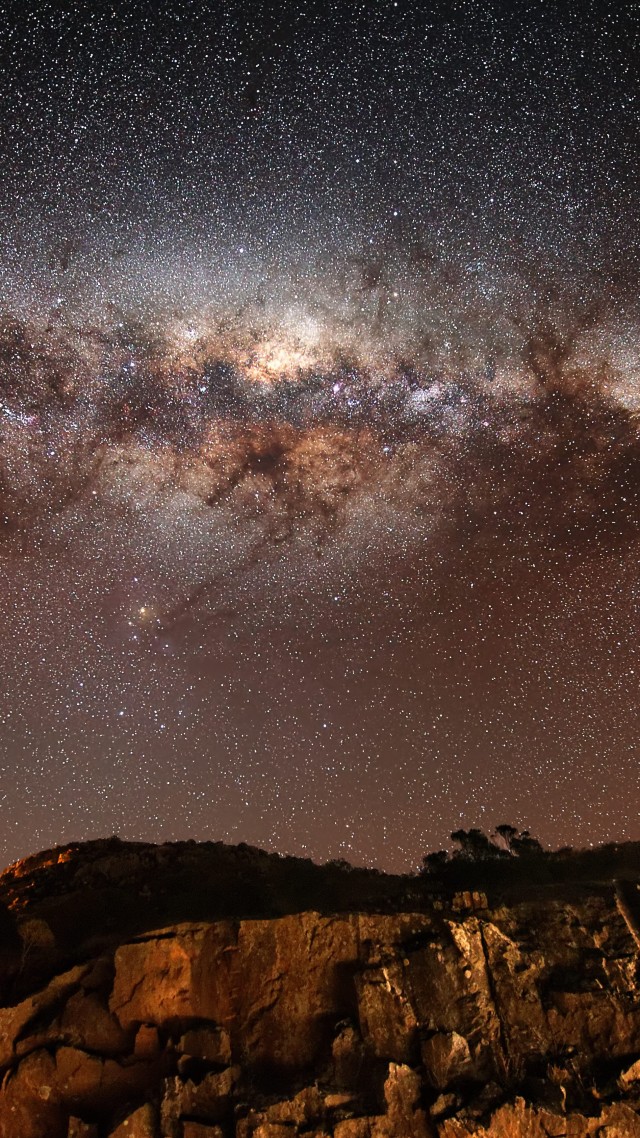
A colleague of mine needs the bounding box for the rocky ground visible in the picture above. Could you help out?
[1,840,640,1136]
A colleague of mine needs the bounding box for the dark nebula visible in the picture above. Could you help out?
[0,1,639,868]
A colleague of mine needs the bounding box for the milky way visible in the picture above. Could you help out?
[0,0,639,869]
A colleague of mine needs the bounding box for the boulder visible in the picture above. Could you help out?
[333,1063,433,1138]
[331,1022,367,1087]
[620,1056,640,1086]
[376,1062,433,1138]
[0,1049,66,1138]
[161,1067,240,1133]
[421,1031,473,1088]
[58,989,131,1055]
[55,1045,157,1112]
[356,959,419,1062]
[108,1103,157,1137]
[0,963,89,1070]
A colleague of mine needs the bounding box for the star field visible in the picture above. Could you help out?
[0,0,639,870]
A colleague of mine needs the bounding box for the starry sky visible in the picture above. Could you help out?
[0,0,639,870]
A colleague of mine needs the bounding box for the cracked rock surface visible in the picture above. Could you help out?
[1,840,640,1136]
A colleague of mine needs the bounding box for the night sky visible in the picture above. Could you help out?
[0,0,639,870]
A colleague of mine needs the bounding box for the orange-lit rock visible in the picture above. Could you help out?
[67,1119,98,1138]
[108,1103,157,1137]
[0,839,640,1135]
[0,1048,66,1138]
[182,1125,225,1138]
[421,1031,473,1089]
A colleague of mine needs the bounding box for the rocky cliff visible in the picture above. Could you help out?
[2,840,640,1137]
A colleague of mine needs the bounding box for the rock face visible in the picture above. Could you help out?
[2,843,640,1136]
[1,891,640,1137]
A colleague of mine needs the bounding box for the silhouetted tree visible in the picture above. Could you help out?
[495,824,519,851]
[510,829,544,856]
[451,828,503,860]
[421,850,449,874]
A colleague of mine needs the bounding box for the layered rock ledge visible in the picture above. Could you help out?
[1,841,640,1136]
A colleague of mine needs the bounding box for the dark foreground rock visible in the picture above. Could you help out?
[2,841,640,1135]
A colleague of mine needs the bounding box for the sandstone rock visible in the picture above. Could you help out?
[356,958,419,1062]
[3,873,640,1138]
[178,1025,231,1066]
[406,920,506,1083]
[110,925,219,1029]
[599,1102,640,1137]
[184,1065,240,1116]
[429,1092,459,1119]
[111,913,432,1073]
[134,1023,161,1059]
[334,1064,434,1138]
[182,1125,224,1138]
[67,1121,98,1138]
[263,1085,325,1124]
[234,1087,327,1137]
[546,988,640,1062]
[55,1045,157,1112]
[438,1095,603,1137]
[58,989,131,1055]
[0,1048,66,1138]
[421,1031,473,1088]
[108,1103,157,1137]
[235,912,430,1072]
[229,913,359,1069]
[331,1022,366,1087]
[477,921,549,1072]
[67,1119,98,1138]
[333,1121,375,1138]
[235,1084,355,1137]
[325,1091,358,1109]
[251,1126,299,1138]
[452,893,488,913]
[621,1056,640,1085]
[161,1066,240,1133]
[376,1062,433,1138]
[463,1082,508,1121]
[0,963,89,1070]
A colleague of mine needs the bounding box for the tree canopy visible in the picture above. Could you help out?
[422,825,544,873]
